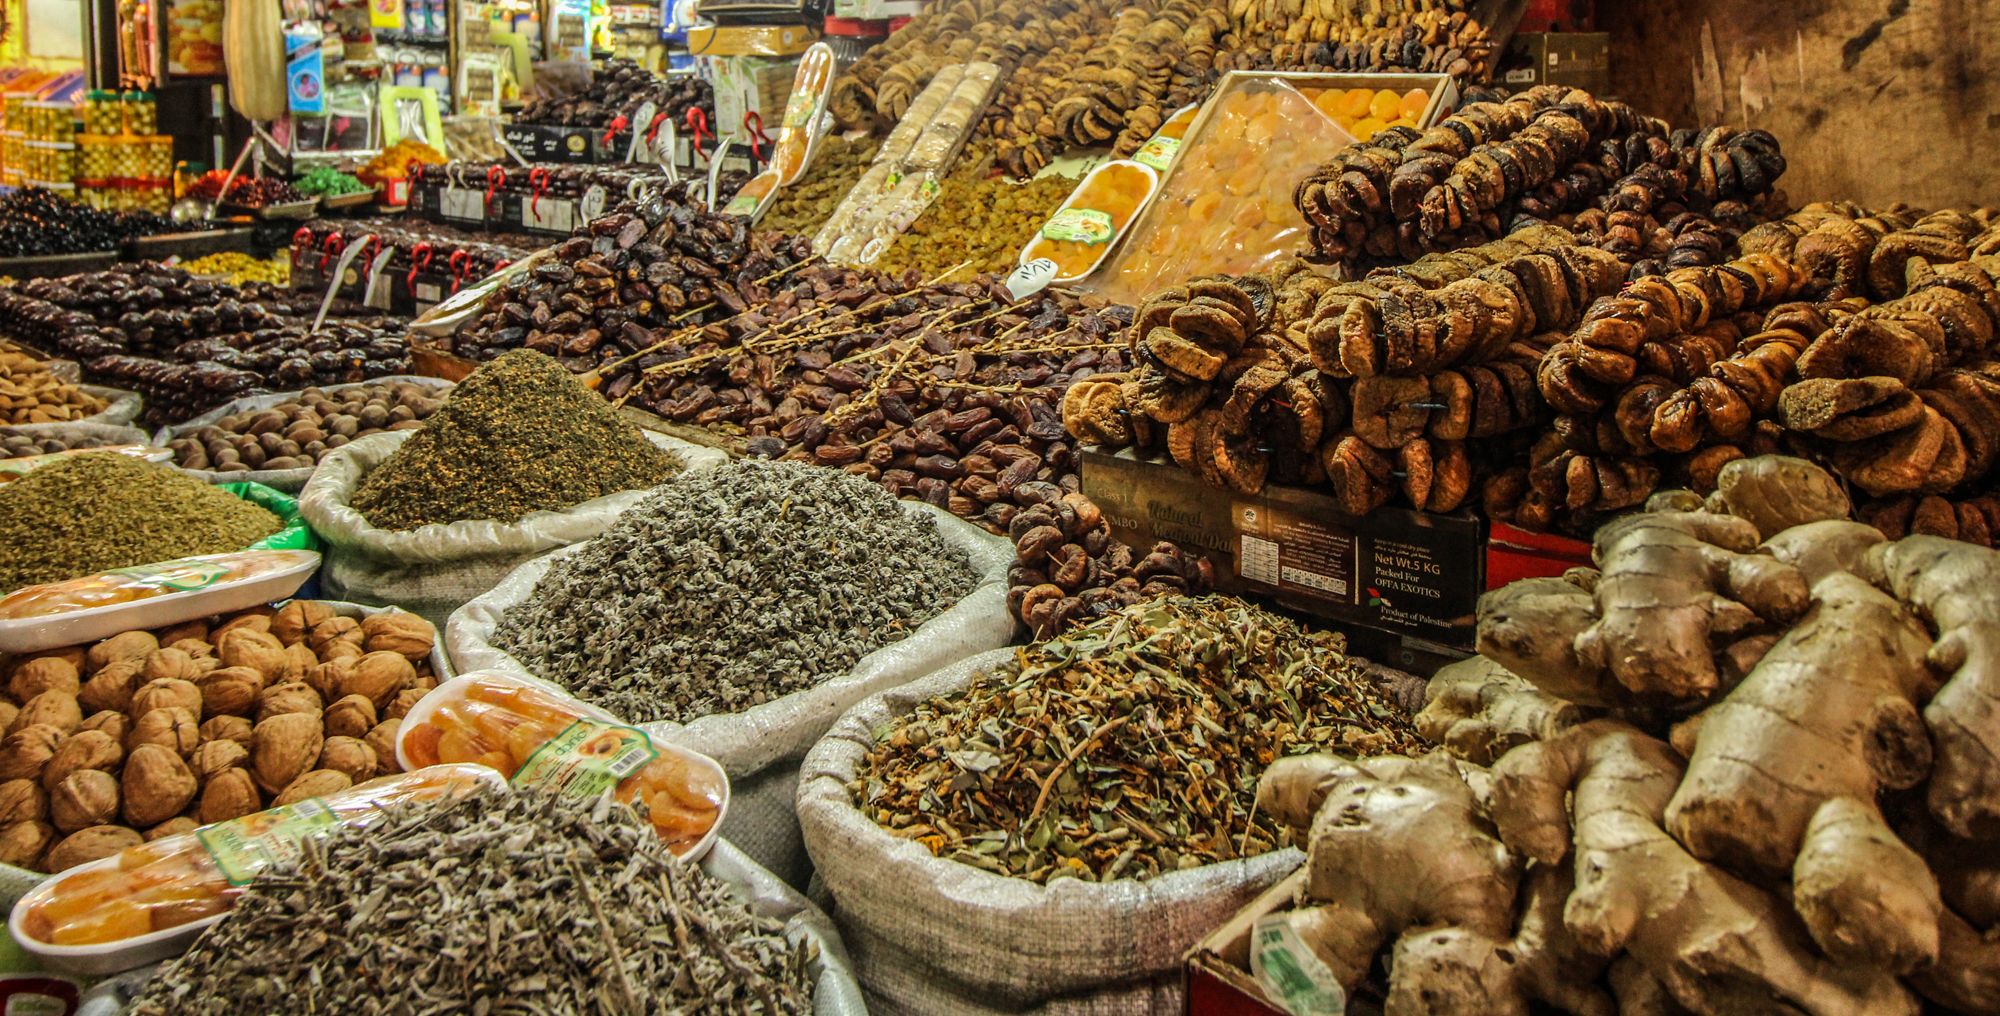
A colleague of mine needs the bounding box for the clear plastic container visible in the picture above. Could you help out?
[1019,160,1159,283]
[11,764,507,974]
[397,671,728,858]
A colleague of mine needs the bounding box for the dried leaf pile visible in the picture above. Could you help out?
[130,788,815,1015]
[852,594,1426,883]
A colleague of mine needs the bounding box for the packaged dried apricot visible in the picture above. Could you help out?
[0,550,318,620]
[11,764,504,974]
[1133,103,1199,172]
[397,671,727,857]
[1020,160,1160,282]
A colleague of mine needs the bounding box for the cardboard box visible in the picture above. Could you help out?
[1486,521,1593,590]
[1080,447,1483,654]
[686,23,819,57]
[1186,871,1387,1016]
[700,54,804,136]
[1500,32,1611,94]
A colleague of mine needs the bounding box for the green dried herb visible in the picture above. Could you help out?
[351,349,682,530]
[759,135,879,237]
[0,453,281,592]
[852,594,1429,883]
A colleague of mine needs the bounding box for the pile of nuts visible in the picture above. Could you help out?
[0,602,438,873]
[0,344,105,425]
[0,428,136,459]
[165,381,446,474]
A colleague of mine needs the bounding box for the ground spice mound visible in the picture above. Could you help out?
[0,453,281,592]
[494,459,977,723]
[853,594,1429,883]
[350,349,682,530]
[130,788,815,1015]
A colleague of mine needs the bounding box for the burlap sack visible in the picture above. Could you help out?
[298,429,726,627]
[797,648,1301,1015]
[154,376,454,494]
[447,499,1017,888]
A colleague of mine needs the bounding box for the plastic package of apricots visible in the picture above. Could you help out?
[1087,74,1361,305]
[1019,160,1159,282]
[397,671,728,859]
[11,764,506,974]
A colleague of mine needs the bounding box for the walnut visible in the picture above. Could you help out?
[0,702,15,732]
[0,820,55,868]
[279,643,318,685]
[86,631,158,673]
[50,770,119,832]
[130,678,202,718]
[155,620,209,646]
[274,769,352,806]
[44,825,142,873]
[126,708,200,756]
[256,683,323,723]
[270,600,337,646]
[197,667,265,719]
[8,657,79,702]
[252,712,323,795]
[41,729,122,791]
[0,779,46,824]
[0,725,64,782]
[308,617,364,658]
[199,715,254,750]
[217,629,287,680]
[317,737,378,782]
[343,653,415,710]
[9,692,80,736]
[324,695,378,740]
[364,719,403,773]
[360,612,435,662]
[191,739,249,780]
[145,817,199,841]
[210,612,273,642]
[303,659,353,702]
[78,660,143,714]
[122,743,197,827]
[140,648,201,684]
[198,768,261,824]
[79,710,128,743]
[386,687,427,721]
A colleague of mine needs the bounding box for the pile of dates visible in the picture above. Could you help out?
[0,189,186,258]
[448,189,811,372]
[0,263,407,425]
[515,60,713,130]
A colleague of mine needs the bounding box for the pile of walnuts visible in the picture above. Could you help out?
[0,601,436,873]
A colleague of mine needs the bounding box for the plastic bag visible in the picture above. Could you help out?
[77,385,144,429]
[397,671,728,857]
[153,376,455,494]
[297,429,727,626]
[445,498,1017,887]
[0,549,318,620]
[223,482,319,553]
[797,649,1299,1015]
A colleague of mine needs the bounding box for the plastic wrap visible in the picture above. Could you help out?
[397,671,728,857]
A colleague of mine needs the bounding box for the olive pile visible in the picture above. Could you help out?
[0,189,184,257]
[167,380,445,473]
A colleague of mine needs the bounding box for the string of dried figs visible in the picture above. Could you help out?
[1004,482,1213,640]
[0,601,437,874]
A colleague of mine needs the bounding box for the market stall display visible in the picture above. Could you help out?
[159,378,452,492]
[0,426,153,461]
[173,251,288,287]
[0,344,105,424]
[0,599,442,874]
[756,135,880,238]
[513,59,713,132]
[0,189,184,258]
[870,145,1075,281]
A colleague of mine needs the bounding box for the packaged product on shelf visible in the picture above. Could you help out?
[811,64,969,260]
[1019,160,1160,282]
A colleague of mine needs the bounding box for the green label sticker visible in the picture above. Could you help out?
[723,192,762,217]
[780,90,816,131]
[1135,135,1180,171]
[103,558,235,593]
[1041,207,1115,244]
[918,177,941,200]
[196,798,340,885]
[512,718,658,801]
[1250,915,1347,1016]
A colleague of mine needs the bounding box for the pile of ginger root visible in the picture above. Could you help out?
[1255,453,2000,1015]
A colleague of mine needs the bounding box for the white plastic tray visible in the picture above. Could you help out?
[0,550,321,654]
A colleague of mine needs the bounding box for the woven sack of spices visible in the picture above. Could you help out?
[446,497,1014,889]
[796,631,1421,1016]
[154,376,455,494]
[298,429,726,627]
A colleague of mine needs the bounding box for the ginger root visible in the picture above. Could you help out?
[1702,454,1852,540]
[1417,657,1591,764]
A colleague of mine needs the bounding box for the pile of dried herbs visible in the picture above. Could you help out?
[350,349,682,530]
[493,459,976,723]
[852,594,1428,883]
[0,453,281,591]
[130,788,815,1015]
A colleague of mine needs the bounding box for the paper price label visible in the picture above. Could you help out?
[1041,207,1114,244]
[440,186,484,222]
[1134,135,1181,172]
[525,197,576,232]
[1250,916,1347,1016]
[1005,258,1059,301]
[580,185,607,222]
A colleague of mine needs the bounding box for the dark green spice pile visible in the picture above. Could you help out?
[0,453,282,592]
[350,349,682,530]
